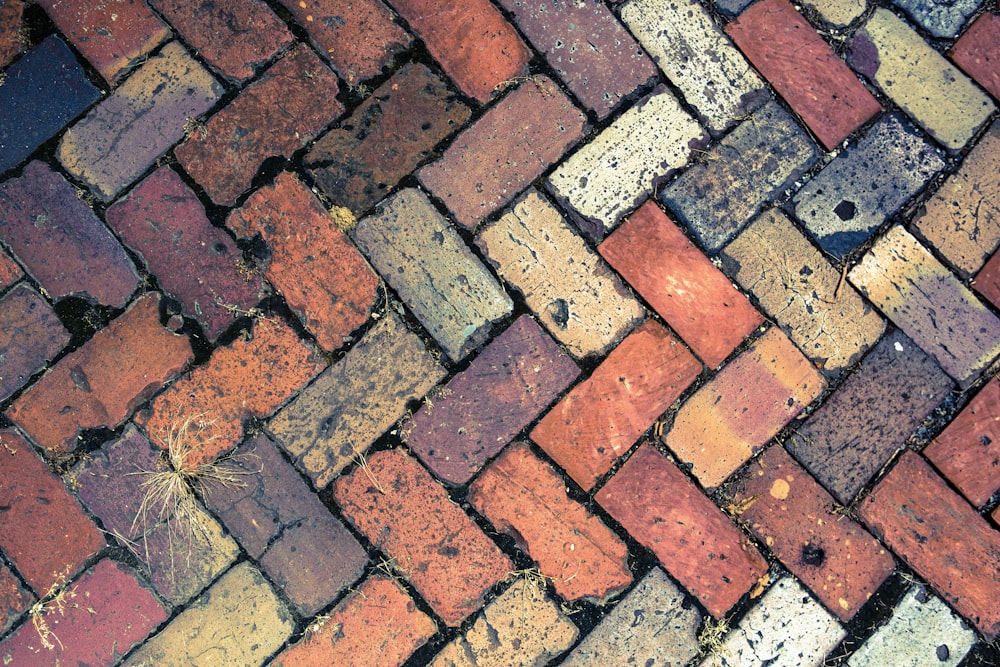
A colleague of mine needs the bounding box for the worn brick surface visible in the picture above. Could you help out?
[662,100,818,252]
[0,284,70,401]
[334,448,513,626]
[175,44,341,205]
[664,327,826,490]
[949,12,1000,101]
[0,249,21,291]
[800,0,866,27]
[477,190,644,359]
[601,200,762,369]
[227,172,380,351]
[307,63,471,215]
[975,246,1000,309]
[0,0,26,68]
[860,451,1000,639]
[597,444,768,618]
[0,561,32,637]
[532,320,702,490]
[891,0,980,39]
[418,76,586,230]
[469,442,632,601]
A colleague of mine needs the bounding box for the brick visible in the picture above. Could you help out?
[0,559,33,637]
[0,249,21,291]
[496,0,657,118]
[150,0,293,83]
[36,0,169,83]
[476,190,644,358]
[334,448,513,626]
[122,562,294,667]
[469,443,632,602]
[730,445,894,620]
[418,76,586,230]
[0,0,26,68]
[270,310,445,488]
[799,0,866,27]
[386,0,530,104]
[621,0,765,133]
[850,9,995,151]
[407,316,580,484]
[949,12,1000,101]
[430,578,578,666]
[0,160,139,307]
[721,209,885,374]
[175,44,341,205]
[662,100,818,252]
[353,188,512,360]
[859,451,1000,639]
[890,0,981,39]
[8,293,192,453]
[792,114,945,260]
[601,200,762,368]
[531,320,702,490]
[924,376,1000,507]
[597,444,768,618]
[727,0,879,151]
[976,248,1000,309]
[106,166,264,341]
[849,225,1000,387]
[227,172,380,351]
[0,284,70,402]
[664,327,826,490]
[562,567,701,667]
[307,63,472,215]
[0,36,101,174]
[548,86,707,240]
[271,576,436,667]
[59,41,223,201]
[0,430,104,596]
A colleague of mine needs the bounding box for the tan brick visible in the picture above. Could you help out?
[801,0,866,27]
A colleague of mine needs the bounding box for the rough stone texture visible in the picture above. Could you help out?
[476,190,644,359]
[418,76,586,229]
[664,327,826,490]
[353,188,513,361]
[662,101,818,252]
[850,9,995,151]
[849,224,1000,387]
[601,200,762,369]
[800,0,866,27]
[0,0,26,68]
[0,284,70,401]
[334,448,513,627]
[948,12,1000,101]
[0,561,33,637]
[890,0,981,39]
[792,114,945,260]
[531,320,702,490]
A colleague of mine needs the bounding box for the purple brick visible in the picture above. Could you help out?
[0,561,33,637]
[0,284,70,401]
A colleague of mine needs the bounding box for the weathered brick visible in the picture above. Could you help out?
[469,442,632,601]
[975,246,1000,308]
[269,310,445,489]
[0,249,21,291]
[175,44,341,205]
[8,293,192,453]
[597,444,768,618]
[531,320,702,490]
[547,86,706,240]
[859,451,1000,639]
[477,190,644,358]
[664,327,826,490]
[353,188,512,360]
[0,561,33,637]
[799,0,866,27]
[949,12,1000,101]
[601,200,762,369]
[334,448,513,626]
[0,284,70,401]
[307,63,471,215]
[849,224,1000,387]
[408,316,579,484]
[0,160,139,307]
[850,9,995,151]
[418,76,586,229]
[227,172,380,351]
[890,0,981,39]
[0,0,26,68]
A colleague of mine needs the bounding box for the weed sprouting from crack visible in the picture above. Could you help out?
[29,566,96,652]
[698,615,732,657]
[351,445,386,495]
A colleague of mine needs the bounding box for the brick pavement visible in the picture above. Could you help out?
[1,1,999,665]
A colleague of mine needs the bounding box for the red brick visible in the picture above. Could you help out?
[975,244,1000,308]
[600,200,762,368]
[176,44,342,205]
[418,76,586,229]
[387,0,530,104]
[334,448,513,626]
[949,12,1000,101]
[0,284,70,402]
[226,172,379,351]
[0,430,104,596]
[0,249,22,291]
[8,293,193,453]
[726,0,881,150]
[596,444,768,618]
[470,443,632,602]
[532,320,701,490]
[859,451,1000,639]
[407,315,580,484]
[0,561,32,637]
[0,0,26,68]
[730,445,894,620]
